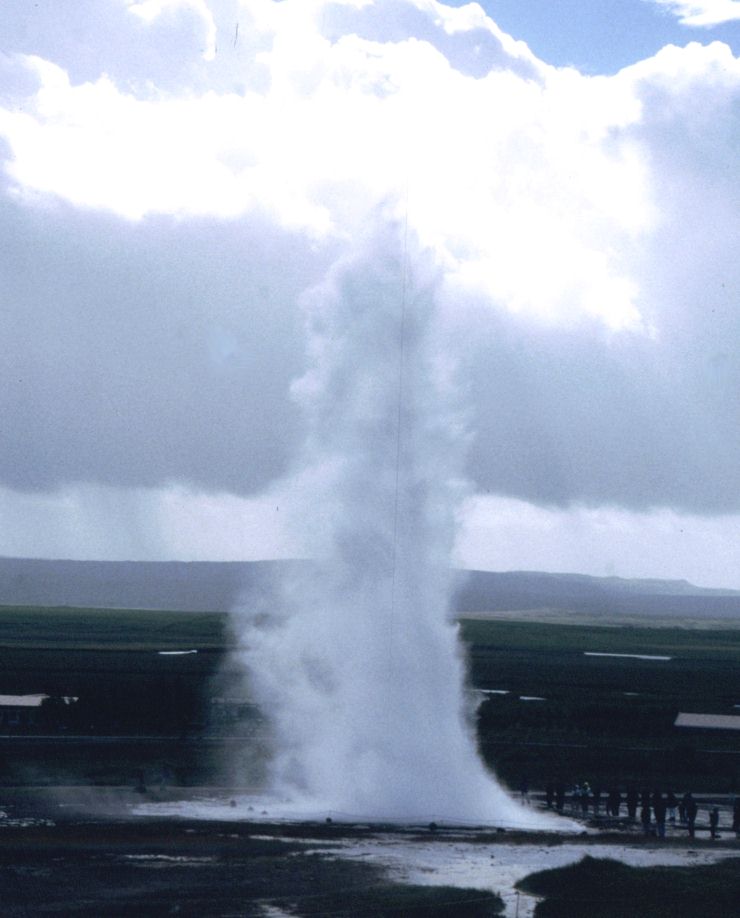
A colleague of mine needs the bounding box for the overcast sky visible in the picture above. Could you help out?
[1,0,740,588]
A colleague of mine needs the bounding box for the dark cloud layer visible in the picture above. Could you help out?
[0,194,336,494]
[3,179,739,514]
[465,317,740,514]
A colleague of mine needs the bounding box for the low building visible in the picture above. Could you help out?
[0,694,49,729]
[674,712,740,731]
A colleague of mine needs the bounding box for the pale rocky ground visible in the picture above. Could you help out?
[330,834,735,918]
[132,792,739,918]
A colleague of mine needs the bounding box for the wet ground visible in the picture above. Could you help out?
[0,788,738,917]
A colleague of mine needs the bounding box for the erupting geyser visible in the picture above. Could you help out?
[234,225,548,826]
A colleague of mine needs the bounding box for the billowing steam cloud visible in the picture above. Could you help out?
[236,224,543,823]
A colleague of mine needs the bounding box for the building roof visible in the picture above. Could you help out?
[675,712,740,731]
[0,694,49,708]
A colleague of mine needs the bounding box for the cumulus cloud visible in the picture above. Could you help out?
[0,1,650,322]
[0,195,329,494]
[0,0,230,94]
[127,0,218,60]
[651,1,740,27]
[0,0,739,541]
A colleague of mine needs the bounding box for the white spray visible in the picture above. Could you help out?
[236,224,549,826]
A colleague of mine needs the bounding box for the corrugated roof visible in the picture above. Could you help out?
[675,712,740,731]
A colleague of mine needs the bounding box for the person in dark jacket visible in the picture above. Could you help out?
[709,807,719,839]
[666,789,678,823]
[641,803,652,835]
[626,786,638,819]
[685,793,698,838]
[653,793,667,839]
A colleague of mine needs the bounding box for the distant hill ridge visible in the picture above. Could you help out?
[455,569,740,619]
[0,557,739,620]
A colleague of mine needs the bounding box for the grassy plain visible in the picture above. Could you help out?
[0,604,738,791]
[0,604,226,650]
[462,617,740,792]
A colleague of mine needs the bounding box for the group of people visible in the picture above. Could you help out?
[542,781,740,839]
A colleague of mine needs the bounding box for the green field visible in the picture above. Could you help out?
[0,605,738,791]
[461,618,740,792]
[0,604,226,650]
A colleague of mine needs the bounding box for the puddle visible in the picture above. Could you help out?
[121,854,216,866]
[328,837,734,918]
[0,818,55,828]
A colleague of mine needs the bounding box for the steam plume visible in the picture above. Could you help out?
[236,224,547,825]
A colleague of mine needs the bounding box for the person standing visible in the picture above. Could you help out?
[641,802,652,836]
[580,781,591,817]
[685,792,698,838]
[653,793,667,839]
[679,792,688,825]
[626,786,638,820]
[666,789,677,824]
[709,806,719,840]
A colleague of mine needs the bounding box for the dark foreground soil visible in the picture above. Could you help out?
[1,789,739,917]
[0,795,505,918]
